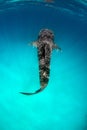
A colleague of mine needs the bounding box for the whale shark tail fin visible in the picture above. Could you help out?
[20,87,45,95]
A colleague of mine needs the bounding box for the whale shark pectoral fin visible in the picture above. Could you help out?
[53,44,62,52]
[32,41,38,47]
[28,41,38,48]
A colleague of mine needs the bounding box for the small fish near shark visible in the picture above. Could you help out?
[20,29,61,95]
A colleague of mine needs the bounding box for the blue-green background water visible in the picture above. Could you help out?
[0,0,87,130]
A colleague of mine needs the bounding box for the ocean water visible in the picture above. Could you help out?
[0,0,87,130]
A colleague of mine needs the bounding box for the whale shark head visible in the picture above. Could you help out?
[38,29,54,41]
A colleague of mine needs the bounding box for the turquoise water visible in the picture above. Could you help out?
[0,0,87,130]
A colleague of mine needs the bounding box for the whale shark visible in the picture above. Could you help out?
[20,29,61,95]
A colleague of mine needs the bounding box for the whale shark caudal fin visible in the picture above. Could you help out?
[20,87,45,95]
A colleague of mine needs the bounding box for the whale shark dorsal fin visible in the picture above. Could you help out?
[28,41,38,48]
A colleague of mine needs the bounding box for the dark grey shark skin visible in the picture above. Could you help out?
[20,29,61,95]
